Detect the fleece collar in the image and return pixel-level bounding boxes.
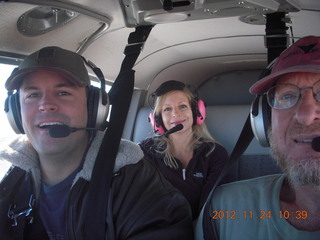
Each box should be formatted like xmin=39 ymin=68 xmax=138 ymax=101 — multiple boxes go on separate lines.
xmin=0 ymin=132 xmax=144 ymax=184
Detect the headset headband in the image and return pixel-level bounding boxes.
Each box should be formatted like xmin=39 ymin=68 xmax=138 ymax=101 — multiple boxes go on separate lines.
xmin=154 ymin=80 xmax=185 ymax=96
xmin=148 ymin=80 xmax=197 ymax=109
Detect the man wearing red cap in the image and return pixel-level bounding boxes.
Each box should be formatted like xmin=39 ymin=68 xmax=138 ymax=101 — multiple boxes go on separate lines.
xmin=195 ymin=35 xmax=320 ymax=239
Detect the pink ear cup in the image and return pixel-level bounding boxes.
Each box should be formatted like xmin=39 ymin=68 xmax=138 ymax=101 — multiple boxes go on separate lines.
xmin=149 ymin=112 xmax=165 ymax=134
xmin=196 ymin=99 xmax=206 ymax=125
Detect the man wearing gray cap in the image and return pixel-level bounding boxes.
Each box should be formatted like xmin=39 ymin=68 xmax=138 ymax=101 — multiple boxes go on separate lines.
xmin=195 ymin=35 xmax=320 ymax=239
xmin=0 ymin=46 xmax=193 ymax=239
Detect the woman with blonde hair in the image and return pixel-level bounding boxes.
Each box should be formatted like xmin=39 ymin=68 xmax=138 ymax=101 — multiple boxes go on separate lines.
xmin=139 ymin=80 xmax=228 ymax=219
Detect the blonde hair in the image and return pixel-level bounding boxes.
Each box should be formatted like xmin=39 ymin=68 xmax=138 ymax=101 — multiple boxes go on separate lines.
xmin=152 ymin=88 xmax=217 ymax=169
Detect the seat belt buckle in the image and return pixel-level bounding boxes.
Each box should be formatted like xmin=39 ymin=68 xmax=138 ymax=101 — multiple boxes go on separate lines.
xmin=7 ymin=194 xmax=35 ymax=227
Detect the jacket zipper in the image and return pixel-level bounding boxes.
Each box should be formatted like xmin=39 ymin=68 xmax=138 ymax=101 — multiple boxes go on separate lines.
xmin=182 ymin=169 xmax=186 ymax=181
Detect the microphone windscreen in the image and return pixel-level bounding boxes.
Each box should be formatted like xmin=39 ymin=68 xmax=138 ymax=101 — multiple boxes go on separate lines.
xmin=163 ymin=124 xmax=183 ymax=136
xmin=174 ymin=124 xmax=183 ymax=131
xmin=311 ymin=137 xmax=320 ymax=152
xmin=49 ymin=125 xmax=71 ymax=138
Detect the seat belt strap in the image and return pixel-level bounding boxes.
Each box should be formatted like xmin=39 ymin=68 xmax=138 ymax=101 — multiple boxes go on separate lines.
xmin=200 ymin=114 xmax=253 ymax=239
xmin=84 ymin=25 xmax=153 ymax=239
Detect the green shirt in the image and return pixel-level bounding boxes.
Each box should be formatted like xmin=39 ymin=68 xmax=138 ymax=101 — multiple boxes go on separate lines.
xmin=196 ymin=174 xmax=320 ymax=240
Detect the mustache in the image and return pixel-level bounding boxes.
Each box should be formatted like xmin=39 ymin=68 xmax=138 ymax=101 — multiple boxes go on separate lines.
xmin=288 ymin=122 xmax=320 ymax=136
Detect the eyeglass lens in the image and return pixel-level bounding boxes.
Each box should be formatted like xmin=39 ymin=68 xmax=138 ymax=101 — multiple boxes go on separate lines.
xmin=267 ymin=81 xmax=320 ymax=109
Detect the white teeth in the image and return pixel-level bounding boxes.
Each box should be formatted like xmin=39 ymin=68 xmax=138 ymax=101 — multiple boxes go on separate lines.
xmin=295 ymin=139 xmax=312 ymax=143
xmin=39 ymin=122 xmax=64 ymax=128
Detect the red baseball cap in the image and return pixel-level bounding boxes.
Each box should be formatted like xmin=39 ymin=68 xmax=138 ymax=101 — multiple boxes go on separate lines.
xmin=250 ymin=35 xmax=320 ymax=94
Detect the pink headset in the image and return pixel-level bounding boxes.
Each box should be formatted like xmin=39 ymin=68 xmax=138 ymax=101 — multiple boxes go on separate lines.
xmin=148 ymin=80 xmax=206 ymax=134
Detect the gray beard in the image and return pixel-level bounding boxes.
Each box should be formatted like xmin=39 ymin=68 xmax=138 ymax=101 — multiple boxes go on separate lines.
xmin=269 ymin=128 xmax=320 ymax=187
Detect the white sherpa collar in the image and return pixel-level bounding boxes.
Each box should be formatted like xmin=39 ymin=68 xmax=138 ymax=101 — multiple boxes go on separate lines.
xmin=0 ymin=132 xmax=144 ymax=184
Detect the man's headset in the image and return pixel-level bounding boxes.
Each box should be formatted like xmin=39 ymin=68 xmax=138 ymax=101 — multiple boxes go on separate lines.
xmin=148 ymin=80 xmax=206 ymax=134
xmin=250 ymin=61 xmax=275 ymax=147
xmin=4 ymin=57 xmax=109 ymax=135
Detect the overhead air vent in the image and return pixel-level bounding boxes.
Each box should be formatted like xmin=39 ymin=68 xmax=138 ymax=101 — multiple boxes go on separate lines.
xmin=239 ymin=14 xmax=267 ymax=25
xmin=17 ymin=6 xmax=79 ymax=36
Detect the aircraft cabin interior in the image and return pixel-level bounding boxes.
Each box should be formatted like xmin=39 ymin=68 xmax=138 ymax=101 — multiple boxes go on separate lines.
xmin=0 ymin=0 xmax=319 ymax=186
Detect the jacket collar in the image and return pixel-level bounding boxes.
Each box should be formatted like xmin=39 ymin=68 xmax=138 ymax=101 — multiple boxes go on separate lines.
xmin=0 ymin=132 xmax=144 ymax=183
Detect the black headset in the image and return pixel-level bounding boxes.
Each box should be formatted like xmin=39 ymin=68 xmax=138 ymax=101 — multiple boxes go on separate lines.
xmin=250 ymin=61 xmax=275 ymax=147
xmin=4 ymin=58 xmax=109 ymax=134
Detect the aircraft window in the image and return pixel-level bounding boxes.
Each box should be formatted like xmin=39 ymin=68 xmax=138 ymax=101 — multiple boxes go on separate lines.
xmin=0 ymin=63 xmax=17 ymax=178
xmin=0 ymin=64 xmax=17 ymax=145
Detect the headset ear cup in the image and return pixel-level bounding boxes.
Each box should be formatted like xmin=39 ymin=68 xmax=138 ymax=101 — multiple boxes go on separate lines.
xmin=250 ymin=94 xmax=270 ymax=147
xmin=87 ymin=86 xmax=109 ymax=130
xmin=148 ymin=112 xmax=165 ymax=135
xmin=4 ymin=93 xmax=24 ymax=134
xmin=196 ymin=99 xmax=206 ymax=125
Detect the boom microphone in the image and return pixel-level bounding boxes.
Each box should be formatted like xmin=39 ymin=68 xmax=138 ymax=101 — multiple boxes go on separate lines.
xmin=49 ymin=125 xmax=100 ymax=138
xmin=162 ymin=124 xmax=183 ymax=136
xmin=312 ymin=137 xmax=320 ymax=152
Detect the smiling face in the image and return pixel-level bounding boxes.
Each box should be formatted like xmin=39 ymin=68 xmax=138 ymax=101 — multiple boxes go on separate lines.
xmin=160 ymin=90 xmax=194 ymax=133
xmin=19 ymin=70 xmax=89 ymax=156
xmin=270 ymin=72 xmax=320 ymax=186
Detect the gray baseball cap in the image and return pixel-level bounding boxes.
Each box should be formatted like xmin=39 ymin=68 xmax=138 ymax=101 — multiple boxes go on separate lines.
xmin=5 ymin=46 xmax=90 ymax=90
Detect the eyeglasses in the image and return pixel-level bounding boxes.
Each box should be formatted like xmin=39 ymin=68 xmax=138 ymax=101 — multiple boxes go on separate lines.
xmin=266 ymin=81 xmax=320 ymax=110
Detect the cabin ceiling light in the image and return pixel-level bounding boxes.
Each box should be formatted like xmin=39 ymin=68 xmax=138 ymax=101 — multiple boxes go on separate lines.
xmin=144 ymin=12 xmax=188 ymax=24
xmin=17 ymin=6 xmax=79 ymax=36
